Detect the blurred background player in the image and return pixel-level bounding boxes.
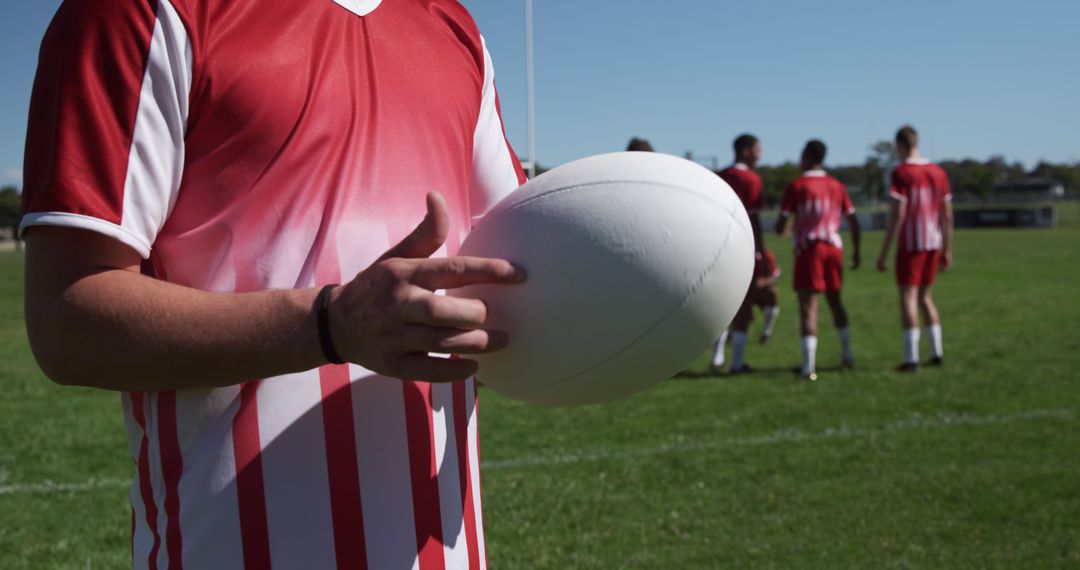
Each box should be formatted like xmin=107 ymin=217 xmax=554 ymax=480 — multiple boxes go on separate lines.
xmin=775 ymin=140 xmax=860 ymax=381
xmin=754 ymin=249 xmax=782 ymax=344
xmin=875 ymin=125 xmax=954 ymax=371
xmin=710 ymin=134 xmax=779 ymax=373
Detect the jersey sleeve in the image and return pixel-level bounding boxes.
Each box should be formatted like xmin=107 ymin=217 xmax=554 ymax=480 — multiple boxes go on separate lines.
xmin=20 ymin=0 xmax=192 ymax=258
xmin=888 ymin=169 xmax=908 ymax=202
xmin=468 ymin=36 xmax=526 ymax=227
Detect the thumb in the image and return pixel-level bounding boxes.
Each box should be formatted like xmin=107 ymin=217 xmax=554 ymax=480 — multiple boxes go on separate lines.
xmin=379 ymin=192 xmax=450 ymax=261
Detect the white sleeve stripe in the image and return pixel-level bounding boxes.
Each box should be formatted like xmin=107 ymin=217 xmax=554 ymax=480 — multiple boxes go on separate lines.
xmin=469 ymin=36 xmax=521 ymax=225
xmin=20 ymin=212 xmax=153 ymax=257
xmin=120 ymin=0 xmax=191 ymax=258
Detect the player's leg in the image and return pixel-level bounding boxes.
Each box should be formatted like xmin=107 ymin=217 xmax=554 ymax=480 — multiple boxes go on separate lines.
xmin=919 ymin=284 xmax=944 ymax=365
xmin=728 ymin=286 xmax=756 ymax=373
xmin=710 ymin=328 xmax=729 ymax=371
xmin=895 ymin=249 xmax=922 ymax=372
xmin=898 ymin=285 xmax=921 ymax=371
xmin=824 ymin=289 xmax=854 ymax=367
xmin=822 ymin=245 xmax=854 ymax=367
xmin=795 ymin=247 xmax=821 ymax=380
xmin=797 ymin=290 xmax=819 ymax=379
xmin=759 ymin=282 xmax=780 ymax=344
xmin=919 ymin=250 xmax=944 ymax=365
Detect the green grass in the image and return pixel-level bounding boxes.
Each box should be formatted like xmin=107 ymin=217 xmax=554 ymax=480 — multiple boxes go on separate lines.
xmin=2 ymin=217 xmax=1079 ymax=568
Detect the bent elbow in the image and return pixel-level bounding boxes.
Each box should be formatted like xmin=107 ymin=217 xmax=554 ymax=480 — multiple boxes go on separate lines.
xmin=25 ymin=311 xmax=97 ymax=388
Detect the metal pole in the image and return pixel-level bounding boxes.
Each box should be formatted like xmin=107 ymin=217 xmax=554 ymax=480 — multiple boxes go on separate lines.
xmin=525 ymin=0 xmax=537 ymax=178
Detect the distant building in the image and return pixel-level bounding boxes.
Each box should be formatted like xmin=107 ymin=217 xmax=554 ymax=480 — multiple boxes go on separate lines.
xmin=992 ymin=178 xmax=1065 ymax=202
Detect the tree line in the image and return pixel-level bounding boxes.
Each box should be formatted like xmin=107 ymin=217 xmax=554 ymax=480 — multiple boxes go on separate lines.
xmin=754 ymin=141 xmax=1080 ymax=207
xmin=2 ymin=149 xmax=1079 ymax=241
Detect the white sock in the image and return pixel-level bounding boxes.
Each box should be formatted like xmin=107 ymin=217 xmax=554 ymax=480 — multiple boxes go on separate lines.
xmin=903 ymin=328 xmax=920 ymax=364
xmin=731 ymin=332 xmax=749 ymax=370
xmin=711 ymin=329 xmax=729 ymax=367
xmin=927 ymin=324 xmax=943 ymax=358
xmin=801 ymin=335 xmax=818 ymax=375
xmin=837 ymin=327 xmax=853 ymax=362
xmin=762 ymin=306 xmax=780 ymax=337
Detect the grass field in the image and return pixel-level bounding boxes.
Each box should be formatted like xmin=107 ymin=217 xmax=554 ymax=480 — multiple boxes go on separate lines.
xmin=2 ymin=204 xmax=1079 ymax=568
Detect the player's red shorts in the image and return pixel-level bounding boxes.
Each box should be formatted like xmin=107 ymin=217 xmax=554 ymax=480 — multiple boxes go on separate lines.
xmin=896 ymin=249 xmax=941 ymax=286
xmin=794 ymin=241 xmax=843 ymax=292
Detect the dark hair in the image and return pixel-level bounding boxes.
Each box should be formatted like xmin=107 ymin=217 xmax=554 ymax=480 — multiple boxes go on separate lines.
xmin=626 ymin=137 xmax=654 ymax=152
xmin=733 ymin=133 xmax=758 ymax=155
xmin=802 ymin=139 xmax=827 ymax=165
xmin=895 ymin=125 xmax=918 ymax=149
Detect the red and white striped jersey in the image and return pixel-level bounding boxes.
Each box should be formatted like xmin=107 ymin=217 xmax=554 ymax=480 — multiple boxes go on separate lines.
xmin=21 ymin=0 xmax=524 ymax=568
xmin=718 ymin=163 xmax=764 ymax=214
xmin=779 ymin=170 xmax=855 ymax=253
xmin=889 ymin=158 xmax=952 ymax=252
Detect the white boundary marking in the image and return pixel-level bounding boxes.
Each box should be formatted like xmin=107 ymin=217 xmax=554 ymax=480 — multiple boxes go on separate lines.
xmin=0 ymin=477 xmax=130 ymax=496
xmin=0 ymin=408 xmax=1071 ymax=495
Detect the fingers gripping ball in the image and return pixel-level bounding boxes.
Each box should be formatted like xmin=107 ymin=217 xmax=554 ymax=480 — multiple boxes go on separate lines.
xmin=453 ymin=152 xmax=754 ymax=406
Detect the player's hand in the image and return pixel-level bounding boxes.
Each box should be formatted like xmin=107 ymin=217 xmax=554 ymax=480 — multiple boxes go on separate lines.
xmin=941 ymin=250 xmax=952 ymax=272
xmin=876 ymin=253 xmax=887 ymax=272
xmin=327 ymin=192 xmax=524 ymax=383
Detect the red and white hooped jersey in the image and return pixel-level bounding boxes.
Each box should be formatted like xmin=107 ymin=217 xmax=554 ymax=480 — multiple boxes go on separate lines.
xmin=889 ymin=158 xmax=952 ymax=253
xmin=21 ymin=0 xmax=524 ymax=568
xmin=779 ymin=170 xmax=855 ymax=254
xmin=718 ymin=163 xmax=764 ymax=214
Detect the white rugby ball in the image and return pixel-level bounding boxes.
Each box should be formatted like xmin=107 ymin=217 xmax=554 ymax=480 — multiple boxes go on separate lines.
xmin=454 ymin=152 xmax=753 ymax=406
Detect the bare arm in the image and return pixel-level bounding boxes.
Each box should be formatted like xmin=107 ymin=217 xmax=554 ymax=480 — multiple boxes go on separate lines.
xmin=876 ymin=200 xmax=906 ymax=271
xmin=25 ymin=193 xmax=520 ymax=391
xmin=749 ymin=212 xmax=765 ymax=257
xmin=847 ymin=213 xmax=861 ymax=269
xmin=941 ymin=200 xmax=954 ymax=271
xmin=774 ymin=213 xmax=789 ymax=236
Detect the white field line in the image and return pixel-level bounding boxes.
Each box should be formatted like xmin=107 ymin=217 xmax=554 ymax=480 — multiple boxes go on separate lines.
xmin=481 ymin=408 xmax=1074 ymax=470
xmin=0 ymin=408 xmax=1071 ymax=496
xmin=0 ymin=477 xmax=130 ymax=496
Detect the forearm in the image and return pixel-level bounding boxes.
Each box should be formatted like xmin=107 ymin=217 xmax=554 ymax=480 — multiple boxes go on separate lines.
xmin=942 ymin=204 xmax=954 ymax=253
xmin=750 ymin=213 xmax=765 ymax=255
xmin=774 ymin=214 xmax=788 ymax=235
xmin=879 ymin=208 xmax=904 ymax=258
xmin=27 ymin=267 xmax=325 ymax=392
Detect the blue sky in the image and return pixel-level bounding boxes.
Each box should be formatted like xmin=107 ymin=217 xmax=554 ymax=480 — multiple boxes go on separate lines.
xmin=2 ymin=0 xmax=1077 ymax=187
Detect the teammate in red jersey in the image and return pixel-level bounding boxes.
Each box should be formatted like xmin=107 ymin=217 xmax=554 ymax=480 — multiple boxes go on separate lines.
xmin=710 ymin=134 xmax=780 ymax=373
xmin=775 ymin=140 xmax=860 ymax=381
xmin=21 ymin=1 xmax=524 ymax=567
xmin=876 ymin=125 xmax=954 ymax=372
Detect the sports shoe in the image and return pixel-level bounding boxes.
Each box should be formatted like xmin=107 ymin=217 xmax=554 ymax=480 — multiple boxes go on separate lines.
xmin=927 ymin=356 xmax=944 ymax=367
xmin=841 ymin=358 xmax=855 ymax=369
xmin=803 ymin=371 xmax=818 ymax=382
xmin=896 ymin=362 xmax=918 ymax=373
xmin=759 ymin=332 xmax=772 ymax=345
xmin=729 ymin=364 xmax=756 ymax=375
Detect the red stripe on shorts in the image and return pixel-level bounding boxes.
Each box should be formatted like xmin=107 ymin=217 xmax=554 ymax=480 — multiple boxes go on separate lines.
xmin=319 ymin=364 xmax=368 ymax=570
xmin=158 ymin=391 xmax=184 ymax=569
xmin=403 ymin=382 xmax=446 ymax=569
xmin=231 ymin=381 xmax=272 ymax=570
xmin=132 ymin=392 xmax=161 ymax=570
xmin=453 ymin=381 xmax=480 ymax=568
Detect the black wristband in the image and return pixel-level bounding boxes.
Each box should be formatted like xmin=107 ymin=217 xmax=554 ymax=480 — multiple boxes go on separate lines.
xmin=316 ymin=284 xmax=345 ymax=365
